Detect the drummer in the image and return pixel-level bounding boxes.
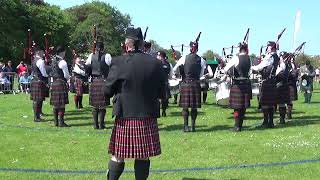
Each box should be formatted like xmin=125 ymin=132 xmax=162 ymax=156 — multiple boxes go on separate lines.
xmin=222 ymin=42 xmax=251 ymax=132
xmin=156 ymin=51 xmax=173 ymax=117
xmin=173 ymin=41 xmax=206 ymax=132
xmin=201 ymin=57 xmax=214 ymax=104
xmin=300 ymin=60 xmax=316 ymax=103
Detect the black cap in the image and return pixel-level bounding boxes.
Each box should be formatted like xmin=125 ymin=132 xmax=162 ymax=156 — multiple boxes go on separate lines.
xmin=125 ymin=27 xmax=143 ymax=41
xmin=96 ymin=42 xmax=104 ymax=50
xmin=280 ymin=51 xmax=289 ymax=57
xmin=267 ymin=41 xmax=276 ymax=47
xmin=144 ymin=41 xmax=152 ymax=49
xmin=55 ymin=45 xmax=66 ymax=54
xmin=239 ymin=42 xmax=248 ymax=50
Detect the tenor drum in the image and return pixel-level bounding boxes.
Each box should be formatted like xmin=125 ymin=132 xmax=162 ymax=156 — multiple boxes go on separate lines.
xmin=169 ymin=79 xmax=180 ymax=95
xmin=215 ymin=82 xmax=230 ymax=106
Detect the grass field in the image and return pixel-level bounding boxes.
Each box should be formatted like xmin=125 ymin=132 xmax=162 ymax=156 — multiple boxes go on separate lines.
xmin=1 ymin=84 xmax=320 ymax=179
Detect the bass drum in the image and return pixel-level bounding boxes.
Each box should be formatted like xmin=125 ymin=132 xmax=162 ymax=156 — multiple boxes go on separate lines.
xmin=169 ymin=79 xmax=181 ymax=95
xmin=215 ymin=82 xmax=230 ymax=106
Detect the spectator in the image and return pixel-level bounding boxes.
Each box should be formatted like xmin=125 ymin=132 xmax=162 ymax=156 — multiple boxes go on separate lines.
xmin=19 ymin=71 xmax=32 ymax=93
xmin=5 ymin=60 xmax=16 ymax=90
xmin=16 ymin=61 xmax=28 ymax=77
xmin=0 ymin=72 xmax=11 ymax=93
xmin=0 ymin=62 xmax=6 ymax=73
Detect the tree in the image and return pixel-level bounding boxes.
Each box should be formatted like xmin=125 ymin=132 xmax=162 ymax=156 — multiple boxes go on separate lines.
xmin=202 ymin=50 xmax=221 ymax=60
xmin=66 ymin=1 xmax=131 ymax=56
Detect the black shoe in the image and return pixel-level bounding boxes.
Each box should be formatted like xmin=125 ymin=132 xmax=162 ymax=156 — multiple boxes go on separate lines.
xmin=34 ymin=118 xmax=41 ymax=122
xmin=59 ymin=120 xmax=70 ymax=127
xmin=230 ymin=127 xmax=241 ymax=132
xmin=191 ymin=126 xmax=196 ymax=132
xmin=257 ymin=122 xmax=268 ymax=129
xmin=79 ymin=104 xmax=83 ymax=109
xmin=183 ymin=126 xmax=189 ymax=132
xmin=268 ymin=123 xmax=275 ymax=128
xmin=287 ymin=113 xmax=292 ymax=119
xmin=162 ymin=111 xmax=166 ymax=117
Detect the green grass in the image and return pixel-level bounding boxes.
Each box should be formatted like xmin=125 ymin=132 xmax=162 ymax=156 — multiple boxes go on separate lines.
xmin=1 ymin=84 xmax=320 ymax=179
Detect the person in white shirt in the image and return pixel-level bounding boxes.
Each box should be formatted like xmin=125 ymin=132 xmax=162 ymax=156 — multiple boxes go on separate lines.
xmin=251 ymin=41 xmax=279 ymax=128
xmin=172 ymin=41 xmax=206 ymax=132
xmin=86 ymin=42 xmax=112 ymax=130
xmin=30 ymin=48 xmax=49 ymax=122
xmin=201 ymin=58 xmax=214 ymax=104
xmin=275 ymin=52 xmax=291 ymax=124
xmin=71 ymin=57 xmax=88 ymax=110
xmin=50 ymin=46 xmax=70 ymax=127
xmin=223 ymin=43 xmax=251 ymax=131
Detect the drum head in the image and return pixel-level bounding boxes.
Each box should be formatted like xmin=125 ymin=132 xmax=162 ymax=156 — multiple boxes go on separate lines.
xmin=169 ymin=79 xmax=180 ymax=87
xmin=301 ymin=79 xmax=308 ymax=87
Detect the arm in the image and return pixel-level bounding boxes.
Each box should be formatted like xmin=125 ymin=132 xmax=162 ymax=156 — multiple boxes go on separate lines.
xmin=251 ymin=55 xmax=274 ymax=71
xmin=73 ymin=64 xmax=86 ymax=76
xmin=36 ymin=60 xmax=49 ymax=77
xmin=105 ymin=59 xmax=120 ymax=97
xmin=169 ymin=63 xmax=174 ymax=79
xmin=223 ymin=56 xmax=237 ymax=73
xmin=58 ymin=60 xmax=70 ymax=80
xmin=276 ymin=62 xmax=286 ymax=75
xmin=207 ymin=65 xmax=214 ymax=78
xmin=85 ymin=53 xmax=93 ymax=66
xmin=200 ymin=58 xmax=206 ymax=77
xmin=172 ymin=56 xmax=185 ymax=74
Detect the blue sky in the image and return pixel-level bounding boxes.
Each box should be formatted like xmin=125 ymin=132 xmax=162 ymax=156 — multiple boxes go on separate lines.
xmin=45 ymin=0 xmax=319 ymax=56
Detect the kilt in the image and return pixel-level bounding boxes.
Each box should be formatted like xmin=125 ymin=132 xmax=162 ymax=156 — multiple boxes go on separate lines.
xmin=288 ymin=84 xmax=298 ymax=101
xmin=89 ymin=78 xmax=109 ymax=108
xmin=30 ymin=80 xmax=47 ymax=102
xmin=108 ymin=117 xmax=161 ymax=159
xmin=259 ymin=79 xmax=277 ymax=106
xmin=276 ymin=83 xmax=290 ymax=104
xmin=50 ymin=79 xmax=69 ymax=107
xmin=229 ymin=81 xmax=251 ymax=109
xmin=179 ymin=80 xmax=201 ymax=109
xmin=74 ymin=77 xmax=88 ymax=96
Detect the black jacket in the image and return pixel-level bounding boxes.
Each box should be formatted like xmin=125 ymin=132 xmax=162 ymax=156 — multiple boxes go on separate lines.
xmin=105 ymin=51 xmax=166 ymax=118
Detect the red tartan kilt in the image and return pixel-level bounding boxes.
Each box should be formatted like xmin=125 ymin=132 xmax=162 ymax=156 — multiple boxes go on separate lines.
xmin=74 ymin=77 xmax=89 ymax=96
xmin=289 ymin=84 xmax=298 ymax=101
xmin=229 ymin=82 xmax=251 ymax=109
xmin=179 ymin=80 xmax=201 ymax=109
xmin=89 ymin=78 xmax=109 ymax=108
xmin=108 ymin=117 xmax=161 ymax=159
xmin=50 ymin=79 xmax=69 ymax=107
xmin=259 ymin=80 xmax=277 ymax=106
xmin=276 ymin=84 xmax=290 ymax=104
xmin=30 ymin=80 xmax=46 ymax=102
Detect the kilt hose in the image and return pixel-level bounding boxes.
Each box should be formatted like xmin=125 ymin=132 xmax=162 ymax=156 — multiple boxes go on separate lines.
xmin=108 ymin=117 xmax=161 ymax=159
xmin=259 ymin=79 xmax=277 ymax=106
xmin=179 ymin=80 xmax=201 ymax=109
xmin=288 ymin=84 xmax=298 ymax=101
xmin=229 ymin=81 xmax=251 ymax=109
xmin=89 ymin=78 xmax=109 ymax=108
xmin=276 ymin=83 xmax=290 ymax=104
xmin=50 ymin=79 xmax=69 ymax=108
xmin=30 ymin=79 xmax=47 ymax=102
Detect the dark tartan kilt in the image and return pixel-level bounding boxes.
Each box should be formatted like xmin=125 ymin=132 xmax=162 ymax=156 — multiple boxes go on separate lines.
xmin=229 ymin=82 xmax=251 ymax=109
xmin=276 ymin=84 xmax=290 ymax=104
xmin=288 ymin=84 xmax=298 ymax=101
xmin=50 ymin=79 xmax=69 ymax=107
xmin=108 ymin=117 xmax=161 ymax=159
xmin=179 ymin=80 xmax=201 ymax=109
xmin=30 ymin=80 xmax=47 ymax=102
xmin=259 ymin=80 xmax=277 ymax=106
xmin=74 ymin=77 xmax=89 ymax=96
xmin=89 ymin=78 xmax=109 ymax=108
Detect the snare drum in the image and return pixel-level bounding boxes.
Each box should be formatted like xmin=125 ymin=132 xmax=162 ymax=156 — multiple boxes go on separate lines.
xmin=208 ymin=78 xmax=219 ymax=90
xmin=169 ymin=79 xmax=181 ymax=95
xmin=215 ymin=82 xmax=230 ymax=106
xmin=251 ymin=83 xmax=260 ymax=96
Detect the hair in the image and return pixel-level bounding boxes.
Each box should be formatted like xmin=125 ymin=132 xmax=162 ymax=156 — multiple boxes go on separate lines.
xmin=125 ymin=38 xmax=143 ymax=51
xmin=55 ymin=45 xmax=66 ymax=54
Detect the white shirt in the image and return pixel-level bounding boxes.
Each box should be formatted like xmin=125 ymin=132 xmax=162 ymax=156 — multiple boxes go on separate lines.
xmin=73 ymin=63 xmax=86 ymax=76
xmin=169 ymin=63 xmax=174 ymax=79
xmin=276 ymin=61 xmax=286 ymax=76
xmin=85 ymin=53 xmax=112 ymax=66
xmin=57 ymin=56 xmax=70 ymax=80
xmin=35 ymin=55 xmax=48 ymax=77
xmin=251 ymin=52 xmax=276 ymax=72
xmin=173 ymin=54 xmax=206 ymax=78
xmin=223 ymin=52 xmax=249 ymax=74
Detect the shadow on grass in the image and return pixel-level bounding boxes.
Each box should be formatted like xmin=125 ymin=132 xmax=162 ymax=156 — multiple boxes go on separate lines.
xmin=247 ymin=115 xmax=320 ymax=131
xmin=65 ymin=116 xmax=92 ymax=121
xmin=169 ymin=111 xmax=206 ymax=117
